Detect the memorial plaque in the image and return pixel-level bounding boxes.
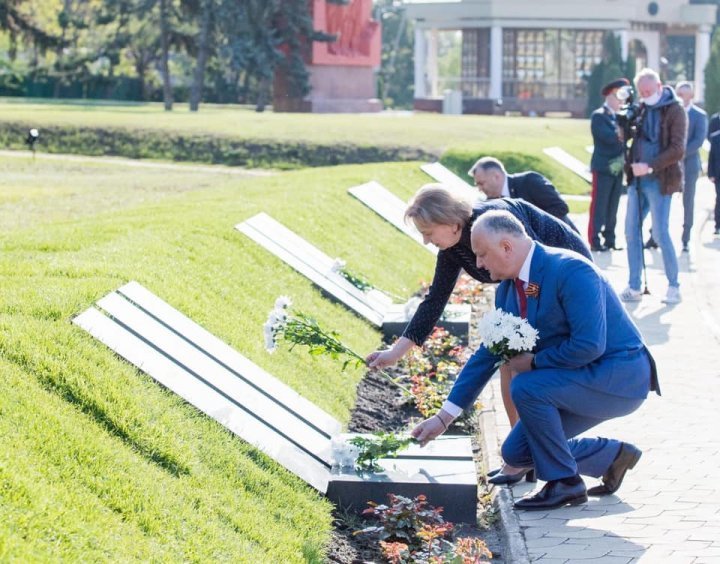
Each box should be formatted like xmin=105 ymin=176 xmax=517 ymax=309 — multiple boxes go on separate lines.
xmin=237 ymin=213 xmax=386 ymax=327
xmin=327 ymin=434 xmax=478 ymax=523
xmin=347 ymin=181 xmax=438 ymax=255
xmin=420 ymin=162 xmax=481 ymax=202
xmin=542 ymin=146 xmax=592 ymax=184
xmin=236 ymin=213 xmax=470 ymax=339
xmin=74 ymin=283 xmax=479 ymax=523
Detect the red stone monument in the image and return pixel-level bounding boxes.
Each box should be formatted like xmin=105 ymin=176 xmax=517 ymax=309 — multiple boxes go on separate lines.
xmin=274 ymin=0 xmax=382 ymax=113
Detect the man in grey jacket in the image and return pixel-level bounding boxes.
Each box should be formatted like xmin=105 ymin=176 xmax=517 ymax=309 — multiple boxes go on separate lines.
xmin=676 ymin=81 xmax=708 ymax=252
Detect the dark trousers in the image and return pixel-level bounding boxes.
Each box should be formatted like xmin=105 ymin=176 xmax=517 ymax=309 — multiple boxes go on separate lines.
xmin=715 ymin=181 xmax=720 ymax=230
xmin=588 ymin=171 xmax=623 ymax=247
xmin=681 ymin=157 xmax=701 ymax=245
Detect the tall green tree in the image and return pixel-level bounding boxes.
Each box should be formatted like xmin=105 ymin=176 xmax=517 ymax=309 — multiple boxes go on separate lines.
xmin=586 ymin=32 xmax=629 ymax=116
xmin=705 ymin=27 xmax=720 ymax=115
xmin=375 ymin=0 xmax=414 ymax=109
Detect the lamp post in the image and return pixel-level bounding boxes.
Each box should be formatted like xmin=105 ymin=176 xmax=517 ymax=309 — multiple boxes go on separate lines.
xmin=25 ymin=128 xmax=39 ymax=161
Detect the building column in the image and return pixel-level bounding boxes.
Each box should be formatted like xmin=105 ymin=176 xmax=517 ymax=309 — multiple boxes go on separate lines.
xmin=694 ymin=24 xmax=712 ymax=104
xmin=490 ymin=25 xmax=503 ymax=100
xmin=428 ymin=28 xmax=439 ymax=97
xmin=414 ymin=27 xmax=427 ymax=98
xmin=617 ymin=30 xmax=629 ymax=64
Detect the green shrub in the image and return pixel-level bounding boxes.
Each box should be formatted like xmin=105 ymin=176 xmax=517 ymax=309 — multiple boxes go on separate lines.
xmin=0 ymin=121 xmax=436 ymax=170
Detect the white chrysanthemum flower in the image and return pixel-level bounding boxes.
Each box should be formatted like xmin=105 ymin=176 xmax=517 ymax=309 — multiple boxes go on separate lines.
xmin=264 ymin=297 xmax=293 ymax=353
xmin=263 ymin=321 xmax=277 ymax=353
xmin=330 ymin=258 xmax=346 ymax=273
xmin=479 ymin=308 xmax=538 ymax=360
xmin=275 ymin=295 xmax=292 ymax=309
xmin=507 ymin=332 xmax=526 ymax=351
xmin=519 ymin=323 xmax=539 ymax=349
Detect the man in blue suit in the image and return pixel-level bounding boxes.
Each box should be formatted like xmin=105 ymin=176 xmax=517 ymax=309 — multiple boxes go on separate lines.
xmin=413 ymin=210 xmax=660 ymax=510
xmin=676 ymin=82 xmax=708 ymax=252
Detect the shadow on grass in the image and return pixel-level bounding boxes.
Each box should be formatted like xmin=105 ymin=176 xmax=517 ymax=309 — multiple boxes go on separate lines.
xmin=3 ymin=352 xmax=192 ymax=478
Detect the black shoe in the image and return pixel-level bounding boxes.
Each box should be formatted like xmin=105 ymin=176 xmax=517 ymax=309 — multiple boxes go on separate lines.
xmin=590 ymin=244 xmax=608 ymax=252
xmin=487 ymin=467 xmax=501 ymax=478
xmin=606 ymin=244 xmax=623 ymax=251
xmin=514 ymin=479 xmax=588 ymax=511
xmin=682 ymin=244 xmax=689 ymax=253
xmin=488 ymin=468 xmax=536 ymax=485
xmin=644 ymin=238 xmax=658 ymax=249
xmin=587 ymin=443 xmax=642 ymax=496
xmin=714 ymin=228 xmax=720 ymax=236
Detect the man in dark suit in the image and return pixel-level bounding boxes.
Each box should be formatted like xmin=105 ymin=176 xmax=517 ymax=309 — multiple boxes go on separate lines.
xmin=589 ymin=78 xmax=628 ymax=252
xmin=413 ymin=210 xmax=660 ymax=510
xmin=468 ymin=156 xmax=578 ymax=232
xmin=675 ymin=81 xmax=708 ymax=253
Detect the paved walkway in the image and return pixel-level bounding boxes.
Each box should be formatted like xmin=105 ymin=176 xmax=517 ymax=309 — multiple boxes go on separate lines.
xmin=487 ymin=178 xmax=720 ymax=563
xmin=0 ymin=149 xmax=275 ymax=176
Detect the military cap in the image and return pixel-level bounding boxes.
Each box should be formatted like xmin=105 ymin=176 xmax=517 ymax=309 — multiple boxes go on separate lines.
xmin=601 ymin=78 xmax=630 ymax=96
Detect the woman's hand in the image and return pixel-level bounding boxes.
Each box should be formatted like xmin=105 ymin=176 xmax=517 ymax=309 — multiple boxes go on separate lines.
xmin=366 ymin=337 xmax=415 ymax=370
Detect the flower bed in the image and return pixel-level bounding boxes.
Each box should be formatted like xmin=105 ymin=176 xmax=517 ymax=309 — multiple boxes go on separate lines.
xmin=324 ymin=283 xmax=504 ymax=562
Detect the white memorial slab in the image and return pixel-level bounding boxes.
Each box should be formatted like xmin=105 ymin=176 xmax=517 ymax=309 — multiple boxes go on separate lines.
xmin=347 ymin=181 xmax=438 ymax=255
xmin=420 ymin=162 xmax=481 ymax=202
xmin=73 ymin=283 xmax=479 ymax=522
xmin=236 ymin=213 xmax=470 ymax=339
xmin=543 ymin=146 xmax=592 ymax=184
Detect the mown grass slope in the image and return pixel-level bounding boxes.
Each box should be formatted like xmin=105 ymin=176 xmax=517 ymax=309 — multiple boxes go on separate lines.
xmin=0 ymin=156 xmax=437 ymax=561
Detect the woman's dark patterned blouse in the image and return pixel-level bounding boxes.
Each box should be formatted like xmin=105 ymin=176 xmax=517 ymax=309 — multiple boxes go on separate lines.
xmin=402 ymin=198 xmax=591 ymax=345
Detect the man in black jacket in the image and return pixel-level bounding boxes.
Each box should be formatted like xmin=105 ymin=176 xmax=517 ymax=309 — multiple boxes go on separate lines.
xmin=468 ymin=156 xmax=578 ymax=232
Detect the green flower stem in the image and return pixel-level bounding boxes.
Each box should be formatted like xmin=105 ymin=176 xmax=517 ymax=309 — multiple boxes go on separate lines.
xmin=344 ymin=348 xmax=413 ymax=396
xmin=279 ymin=312 xmax=412 ymax=395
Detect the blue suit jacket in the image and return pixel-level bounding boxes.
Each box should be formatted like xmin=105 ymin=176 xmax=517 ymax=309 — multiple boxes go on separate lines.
xmin=685 ymin=105 xmax=708 ymax=174
xmin=447 ymin=244 xmax=660 ymax=410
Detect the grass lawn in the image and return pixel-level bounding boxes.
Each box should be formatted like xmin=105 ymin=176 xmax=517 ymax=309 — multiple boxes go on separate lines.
xmin=1 ymin=97 xmax=593 ymax=159
xmin=0 ymin=155 xmax=445 ymax=560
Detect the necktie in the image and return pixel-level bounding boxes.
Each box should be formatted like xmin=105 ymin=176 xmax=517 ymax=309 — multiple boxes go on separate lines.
xmin=514 ymin=278 xmax=527 ymax=318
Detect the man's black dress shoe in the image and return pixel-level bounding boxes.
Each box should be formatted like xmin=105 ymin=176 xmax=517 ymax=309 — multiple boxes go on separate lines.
xmin=514 ymin=479 xmax=588 ymax=510
xmin=606 ymin=244 xmax=623 ymax=251
xmin=488 ymin=468 xmax=536 ymax=485
xmin=587 ymin=442 xmax=642 ymax=496
xmin=590 ymin=244 xmax=608 ymax=252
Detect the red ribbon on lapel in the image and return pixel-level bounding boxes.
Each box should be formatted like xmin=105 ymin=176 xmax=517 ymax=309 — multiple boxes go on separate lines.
xmin=525 ymin=282 xmax=540 ymax=299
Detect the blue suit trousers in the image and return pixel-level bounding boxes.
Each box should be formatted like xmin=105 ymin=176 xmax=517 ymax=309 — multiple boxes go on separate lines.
xmin=502 ymin=366 xmax=646 ymax=481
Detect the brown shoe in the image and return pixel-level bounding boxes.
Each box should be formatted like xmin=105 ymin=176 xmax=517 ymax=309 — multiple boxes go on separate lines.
xmin=587 ymin=443 xmax=642 ymax=496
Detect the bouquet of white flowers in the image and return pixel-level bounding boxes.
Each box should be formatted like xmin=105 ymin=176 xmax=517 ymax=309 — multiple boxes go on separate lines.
xmin=477 ymin=308 xmax=539 ymax=368
xmin=263 ymin=296 xmax=410 ymax=393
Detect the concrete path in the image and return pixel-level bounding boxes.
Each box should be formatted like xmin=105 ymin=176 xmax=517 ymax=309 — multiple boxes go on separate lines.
xmin=0 ymin=149 xmax=275 ymax=176
xmin=487 ymin=178 xmax=720 ymax=563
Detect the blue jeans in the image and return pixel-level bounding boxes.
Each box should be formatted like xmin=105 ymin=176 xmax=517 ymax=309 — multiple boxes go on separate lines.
xmin=624 ymin=176 xmax=679 ymax=290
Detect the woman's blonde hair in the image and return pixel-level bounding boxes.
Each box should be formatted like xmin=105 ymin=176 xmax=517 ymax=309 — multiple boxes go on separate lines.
xmin=404 ymin=183 xmax=474 ymax=228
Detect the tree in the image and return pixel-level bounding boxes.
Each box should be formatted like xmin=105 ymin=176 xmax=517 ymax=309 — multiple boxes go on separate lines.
xmin=375 ymin=0 xmax=414 ymax=109
xmin=586 ymin=32 xmax=628 ymax=116
xmin=705 ymin=27 xmax=720 ymax=115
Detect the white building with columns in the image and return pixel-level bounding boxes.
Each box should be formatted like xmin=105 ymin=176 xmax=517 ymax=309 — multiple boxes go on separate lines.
xmin=405 ymin=0 xmax=716 ymax=116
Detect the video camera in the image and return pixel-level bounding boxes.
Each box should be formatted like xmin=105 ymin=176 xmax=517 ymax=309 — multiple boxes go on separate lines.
xmin=615 ymin=85 xmax=644 ymax=143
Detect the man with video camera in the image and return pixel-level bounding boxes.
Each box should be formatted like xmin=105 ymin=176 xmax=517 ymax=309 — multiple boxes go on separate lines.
xmin=619 ymin=68 xmax=687 ymax=304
